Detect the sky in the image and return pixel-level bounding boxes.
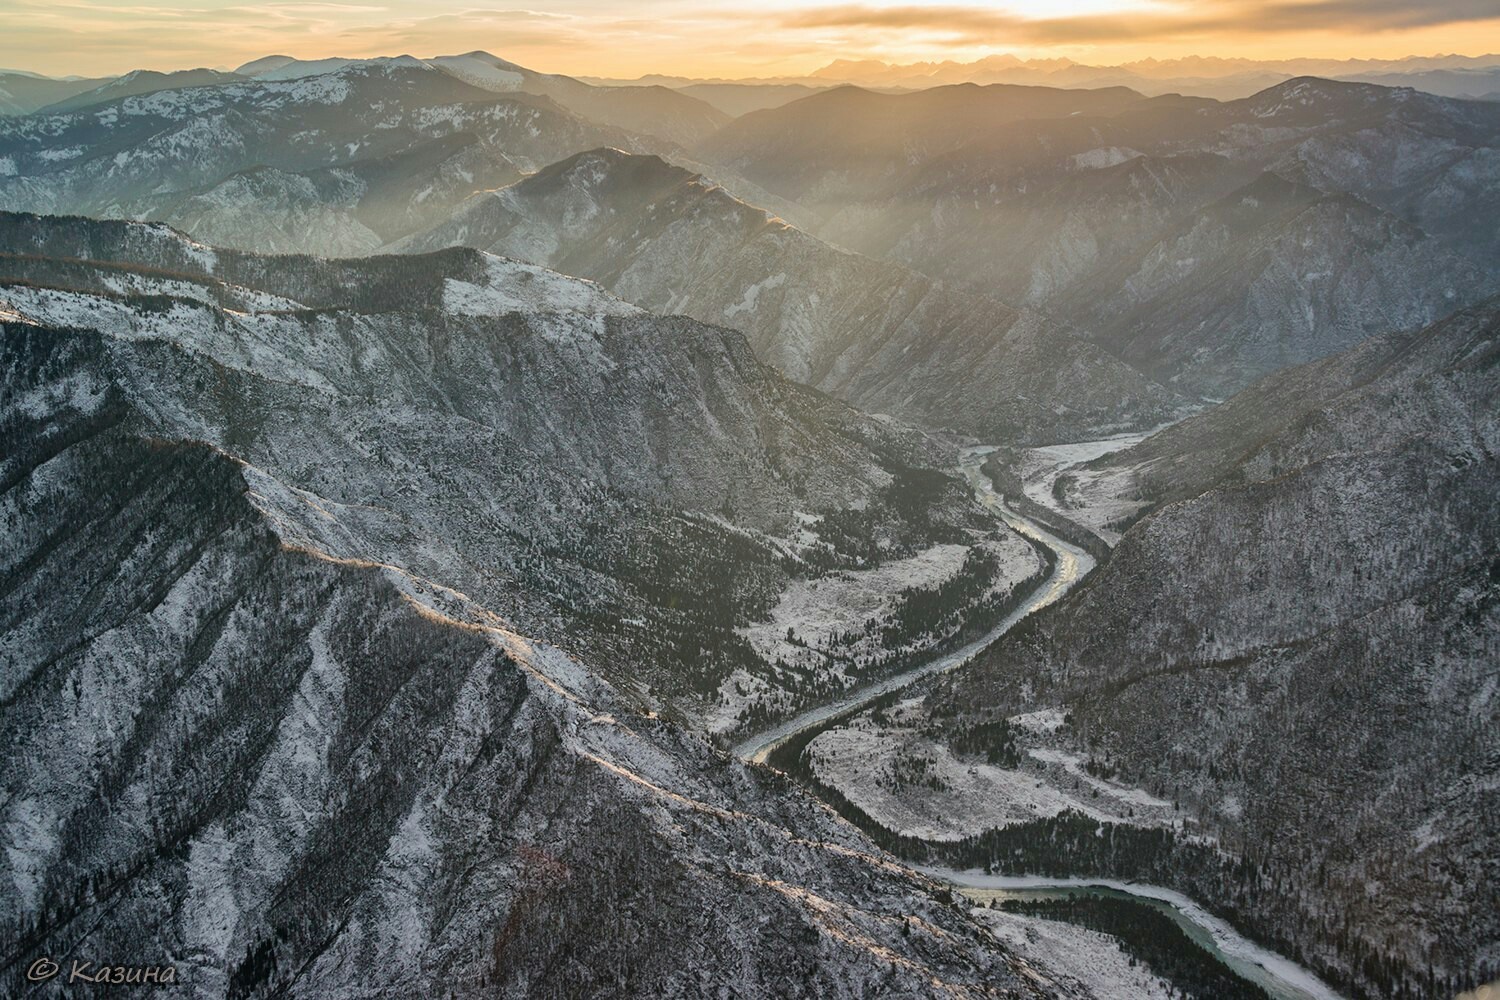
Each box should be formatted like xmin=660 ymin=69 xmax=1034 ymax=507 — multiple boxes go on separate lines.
xmin=5 ymin=0 xmax=1500 ymax=79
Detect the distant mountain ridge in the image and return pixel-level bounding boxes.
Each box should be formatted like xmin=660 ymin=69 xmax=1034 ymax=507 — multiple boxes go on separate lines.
xmin=401 ymin=147 xmax=1186 ymax=443
xmin=229 ymin=50 xmax=728 ymax=146
xmin=35 ymin=68 xmax=245 ymax=115
xmin=589 ymin=51 xmax=1500 ymax=102
xmin=0 ymin=72 xmax=113 ymax=115
xmin=700 ymin=77 xmax=1500 ymax=395
xmin=0 ymin=59 xmax=669 ymax=244
xmin=10 ymin=63 xmax=1494 ymax=413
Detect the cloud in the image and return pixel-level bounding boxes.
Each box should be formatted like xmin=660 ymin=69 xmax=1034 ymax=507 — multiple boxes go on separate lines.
xmin=4 ymin=0 xmax=1500 ymax=79
xmin=778 ymin=0 xmax=1500 ymax=47
xmin=0 ymin=1 xmax=602 ymax=74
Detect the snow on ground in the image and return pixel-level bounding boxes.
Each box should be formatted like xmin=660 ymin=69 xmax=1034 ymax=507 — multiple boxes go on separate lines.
xmin=704 ymin=668 xmax=773 ymax=736
xmin=1028 ymin=748 xmax=1174 ymax=809
xmin=96 ymin=271 xmax=287 ymax=310
xmin=969 ymin=904 xmax=1174 ymax=1000
xmin=941 ymin=872 xmax=1347 ymax=1000
xmin=174 ymin=232 xmax=220 ymax=274
xmin=808 ymin=725 xmax=1116 ymax=839
xmin=442 ymin=253 xmax=640 ymax=318
xmin=790 ymin=510 xmax=821 ymax=548
xmin=711 ymin=523 xmax=1040 ymax=736
xmin=806 ymin=715 xmax=1180 ymax=841
xmin=1068 ymin=146 xmax=1143 ymax=171
xmin=1010 ymin=707 xmax=1067 ymax=735
xmin=741 ymin=543 xmax=969 ymax=668
xmin=251 ymin=58 xmax=357 ymax=81
xmin=1024 ymin=431 xmax=1155 ymax=472
xmin=1019 ymin=428 xmax=1164 ymax=544
xmin=3 ymin=796 xmax=57 ymax=911
xmin=740 ymin=533 xmax=1038 ymax=672
xmin=428 ymin=55 xmax=524 ymax=92
xmin=806 ymin=700 xmax=1182 ymax=841
xmin=723 ymin=272 xmax=786 ymax=319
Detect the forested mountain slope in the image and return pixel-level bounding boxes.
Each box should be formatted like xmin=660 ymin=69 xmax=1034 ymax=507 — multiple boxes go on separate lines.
xmin=698 ymin=79 xmax=1500 ymax=395
xmin=0 ymin=392 xmax=1073 ymax=999
xmin=937 ymin=299 xmax=1500 ymax=997
xmin=403 ymin=148 xmax=1185 ymax=443
xmin=0 ymin=212 xmax=1039 ymax=736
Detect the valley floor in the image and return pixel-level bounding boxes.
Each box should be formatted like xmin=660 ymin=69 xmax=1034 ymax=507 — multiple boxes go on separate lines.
xmin=731 ymin=437 xmax=1351 ymax=1000
xmin=731 ymin=449 xmax=1094 ymax=762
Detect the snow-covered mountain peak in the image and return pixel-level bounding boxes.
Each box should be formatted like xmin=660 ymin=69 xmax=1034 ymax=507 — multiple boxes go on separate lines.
xmin=428 ymin=52 xmax=526 ymax=92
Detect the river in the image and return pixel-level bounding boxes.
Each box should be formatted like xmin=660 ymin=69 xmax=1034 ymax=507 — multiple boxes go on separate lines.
xmin=730 ymin=446 xmax=1094 ymax=763
xmin=732 ymin=441 xmax=1347 ymax=1000
xmin=924 ymin=869 xmax=1344 ymax=1000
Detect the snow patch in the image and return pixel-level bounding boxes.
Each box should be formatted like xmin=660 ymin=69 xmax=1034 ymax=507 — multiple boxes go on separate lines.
xmin=442 ymin=254 xmax=639 ymax=319
xmin=724 ymin=273 xmax=786 ymax=319
xmin=1069 ymin=146 xmax=1142 ymax=171
xmin=1010 ymin=707 xmax=1067 ymax=734
xmin=972 ymin=905 xmax=1174 ymax=999
xmin=807 ymin=726 xmax=1130 ymax=839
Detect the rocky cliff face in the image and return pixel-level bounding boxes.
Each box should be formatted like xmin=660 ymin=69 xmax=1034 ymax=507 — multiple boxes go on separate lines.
xmin=936 ymin=300 xmax=1500 ymax=997
xmin=0 ymin=410 xmax=1070 ymax=999
xmin=402 ymin=148 xmax=1185 ymax=443
xmin=0 ymin=220 xmax=1090 ymax=997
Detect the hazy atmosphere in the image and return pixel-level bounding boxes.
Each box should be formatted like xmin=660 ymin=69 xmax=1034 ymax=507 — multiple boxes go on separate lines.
xmin=7 ymin=0 xmax=1500 ymax=77
xmin=2 ymin=1 xmax=1497 ymax=998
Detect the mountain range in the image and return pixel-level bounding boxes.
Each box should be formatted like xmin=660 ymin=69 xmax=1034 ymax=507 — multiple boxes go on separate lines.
xmin=399 ymin=147 xmax=1184 ymax=443
xmin=2 ymin=210 xmax=1048 ymax=740
xmin=6 ymin=58 xmax=1499 ymax=405
xmin=0 ymin=212 xmax=1112 ymax=996
xmin=592 ymin=52 xmax=1500 ymax=103
xmin=701 ymin=77 xmax=1500 ymax=395
xmin=1 ymin=41 xmax=1497 ymax=999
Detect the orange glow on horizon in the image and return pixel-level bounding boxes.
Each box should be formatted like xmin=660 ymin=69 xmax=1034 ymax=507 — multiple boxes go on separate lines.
xmin=2 ymin=1 xmax=1499 ymax=80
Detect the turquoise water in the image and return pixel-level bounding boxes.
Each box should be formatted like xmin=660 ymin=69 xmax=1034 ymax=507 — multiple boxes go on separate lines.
xmin=962 ymin=885 xmax=1330 ymax=1000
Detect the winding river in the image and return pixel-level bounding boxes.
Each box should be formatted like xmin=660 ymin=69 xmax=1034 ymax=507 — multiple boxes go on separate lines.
xmin=731 ymin=446 xmax=1094 ymax=763
xmin=733 ymin=442 xmax=1346 ymax=1000
xmin=925 ymin=870 xmax=1343 ymax=1000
